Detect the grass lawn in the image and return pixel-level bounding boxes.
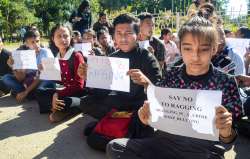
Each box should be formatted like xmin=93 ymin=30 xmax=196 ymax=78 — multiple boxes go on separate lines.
xmin=4 ymin=38 xmax=49 ymax=51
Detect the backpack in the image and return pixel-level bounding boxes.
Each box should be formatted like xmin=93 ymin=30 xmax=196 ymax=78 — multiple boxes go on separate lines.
xmin=85 ymin=109 xmax=133 ymax=151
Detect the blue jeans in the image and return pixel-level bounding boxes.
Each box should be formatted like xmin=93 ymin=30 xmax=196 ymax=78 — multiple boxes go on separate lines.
xmin=2 ymin=74 xmax=56 ymax=95
xmin=38 ymin=80 xmax=56 ymax=90
xmin=2 ymin=74 xmax=25 ymax=94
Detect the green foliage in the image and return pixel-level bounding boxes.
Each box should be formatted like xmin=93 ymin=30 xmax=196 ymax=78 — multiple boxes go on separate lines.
xmin=0 ymin=0 xmax=38 ymax=39
xmin=0 ymin=0 xmax=246 ymax=40
xmin=27 ymin=0 xmax=81 ymax=34
xmin=90 ymin=0 xmax=101 ymax=22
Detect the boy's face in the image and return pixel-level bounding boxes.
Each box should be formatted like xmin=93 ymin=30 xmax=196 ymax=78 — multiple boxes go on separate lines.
xmin=73 ymin=35 xmax=82 ymax=43
xmin=114 ymin=23 xmax=137 ymax=52
xmin=25 ymin=36 xmax=40 ymax=51
xmin=82 ymin=33 xmax=94 ymax=44
xmin=140 ymin=18 xmax=154 ymax=38
xmin=98 ymin=32 xmax=110 ymax=47
xmin=100 ymin=15 xmax=107 ymax=24
xmin=217 ymin=29 xmax=226 ymax=54
xmin=181 ymin=33 xmax=215 ymax=76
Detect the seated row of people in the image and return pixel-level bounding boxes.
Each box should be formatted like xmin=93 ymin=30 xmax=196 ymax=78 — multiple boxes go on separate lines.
xmin=0 ymin=4 xmax=249 ymax=158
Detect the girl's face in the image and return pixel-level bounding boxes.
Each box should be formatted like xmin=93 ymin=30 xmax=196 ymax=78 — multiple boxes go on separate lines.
xmin=163 ymin=33 xmax=171 ymax=43
xmin=53 ymin=27 xmax=71 ymax=51
xmin=181 ymin=33 xmax=216 ymax=76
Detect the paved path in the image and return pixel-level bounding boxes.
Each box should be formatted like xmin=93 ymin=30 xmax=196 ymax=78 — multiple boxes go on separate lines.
xmin=0 ymin=95 xmax=250 ymax=159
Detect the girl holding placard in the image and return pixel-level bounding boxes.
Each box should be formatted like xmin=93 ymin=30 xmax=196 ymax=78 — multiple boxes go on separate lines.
xmin=36 ymin=24 xmax=86 ymax=122
xmin=107 ymin=16 xmax=242 ymax=159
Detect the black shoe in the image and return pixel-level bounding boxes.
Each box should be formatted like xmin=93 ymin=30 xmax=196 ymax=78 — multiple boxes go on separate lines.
xmin=83 ymin=121 xmax=98 ymax=136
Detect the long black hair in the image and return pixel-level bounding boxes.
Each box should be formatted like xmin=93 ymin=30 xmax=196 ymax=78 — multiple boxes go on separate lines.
xmin=49 ymin=24 xmax=72 ymax=56
xmin=78 ymin=0 xmax=90 ymax=12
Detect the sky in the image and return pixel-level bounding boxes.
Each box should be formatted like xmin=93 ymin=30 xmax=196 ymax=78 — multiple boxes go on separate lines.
xmin=226 ymin=0 xmax=248 ymax=17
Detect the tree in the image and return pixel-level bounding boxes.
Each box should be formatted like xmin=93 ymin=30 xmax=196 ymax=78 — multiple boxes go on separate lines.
xmin=26 ymin=0 xmax=100 ymax=36
xmin=0 ymin=0 xmax=38 ymax=40
xmin=26 ymin=0 xmax=81 ymax=35
xmin=100 ymin=0 xmax=132 ymax=11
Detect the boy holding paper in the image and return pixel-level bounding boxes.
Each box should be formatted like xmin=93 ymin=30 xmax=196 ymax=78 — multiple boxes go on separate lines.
xmin=107 ymin=16 xmax=242 ymax=159
xmin=78 ymin=13 xmax=161 ymax=119
xmin=81 ymin=29 xmax=103 ymax=56
xmin=2 ymin=30 xmax=54 ymax=102
xmin=138 ymin=12 xmax=167 ymax=68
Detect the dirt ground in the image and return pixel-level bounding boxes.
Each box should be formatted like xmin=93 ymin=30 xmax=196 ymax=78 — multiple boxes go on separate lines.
xmin=0 ymin=95 xmax=250 ymax=159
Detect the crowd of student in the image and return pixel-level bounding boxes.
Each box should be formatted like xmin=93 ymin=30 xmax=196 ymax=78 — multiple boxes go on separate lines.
xmin=1 ymin=0 xmax=250 ymax=158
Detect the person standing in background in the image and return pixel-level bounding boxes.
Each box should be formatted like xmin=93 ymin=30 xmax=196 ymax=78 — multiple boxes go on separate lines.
xmin=187 ymin=0 xmax=207 ymax=17
xmin=69 ymin=0 xmax=92 ymax=34
xmin=93 ymin=12 xmax=113 ymax=35
xmin=160 ymin=28 xmax=180 ymax=65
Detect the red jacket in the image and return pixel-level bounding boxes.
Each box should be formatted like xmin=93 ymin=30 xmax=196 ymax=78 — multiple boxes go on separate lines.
xmin=57 ymin=50 xmax=85 ymax=97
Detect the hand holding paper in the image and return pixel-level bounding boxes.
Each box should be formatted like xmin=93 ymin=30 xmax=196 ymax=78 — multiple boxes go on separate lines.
xmin=12 ymin=50 xmax=37 ymax=70
xmin=40 ymin=58 xmax=61 ymax=81
xmin=138 ymin=101 xmax=151 ymax=125
xmin=139 ymin=40 xmax=150 ymax=50
xmin=215 ymin=106 xmax=234 ymax=142
xmin=127 ymin=69 xmax=151 ymax=88
xmin=86 ymin=56 xmax=130 ymax=92
xmin=147 ymin=84 xmax=222 ymax=141
xmin=74 ymin=43 xmax=92 ymax=57
xmin=77 ymin=63 xmax=88 ymax=80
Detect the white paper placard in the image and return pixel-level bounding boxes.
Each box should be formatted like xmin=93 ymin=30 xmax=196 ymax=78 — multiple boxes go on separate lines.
xmin=147 ymin=84 xmax=222 ymax=141
xmin=40 ymin=58 xmax=61 ymax=81
xmin=138 ymin=40 xmax=150 ymax=50
xmin=86 ymin=56 xmax=130 ymax=92
xmin=74 ymin=43 xmax=92 ymax=57
xmin=226 ymin=38 xmax=250 ymax=58
xmin=12 ymin=50 xmax=37 ymax=70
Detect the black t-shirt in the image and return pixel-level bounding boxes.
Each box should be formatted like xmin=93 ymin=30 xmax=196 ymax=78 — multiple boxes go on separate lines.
xmin=93 ymin=21 xmax=113 ymax=35
xmin=109 ymin=46 xmax=162 ymax=101
xmin=136 ymin=65 xmax=242 ymax=159
xmin=0 ymin=49 xmax=12 ymax=76
xmin=149 ymin=36 xmax=166 ymax=62
xmin=69 ymin=10 xmax=92 ymax=33
xmin=105 ymin=45 xmax=116 ymax=56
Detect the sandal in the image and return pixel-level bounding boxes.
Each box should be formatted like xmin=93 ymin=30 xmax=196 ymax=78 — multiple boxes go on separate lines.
xmin=49 ymin=108 xmax=81 ymax=123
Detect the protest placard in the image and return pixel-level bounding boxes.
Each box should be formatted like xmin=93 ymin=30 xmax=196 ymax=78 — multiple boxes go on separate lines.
xmin=40 ymin=58 xmax=61 ymax=81
xmin=86 ymin=56 xmax=130 ymax=92
xmin=138 ymin=40 xmax=150 ymax=50
xmin=147 ymin=84 xmax=222 ymax=141
xmin=74 ymin=43 xmax=92 ymax=57
xmin=226 ymin=38 xmax=250 ymax=58
xmin=12 ymin=50 xmax=37 ymax=70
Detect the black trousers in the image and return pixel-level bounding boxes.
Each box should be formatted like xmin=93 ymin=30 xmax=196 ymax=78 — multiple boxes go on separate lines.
xmin=35 ymin=88 xmax=82 ymax=114
xmin=79 ymin=94 xmax=145 ymax=120
xmin=243 ymin=97 xmax=250 ymax=117
xmin=0 ymin=79 xmax=10 ymax=94
xmin=106 ymin=137 xmax=224 ymax=159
